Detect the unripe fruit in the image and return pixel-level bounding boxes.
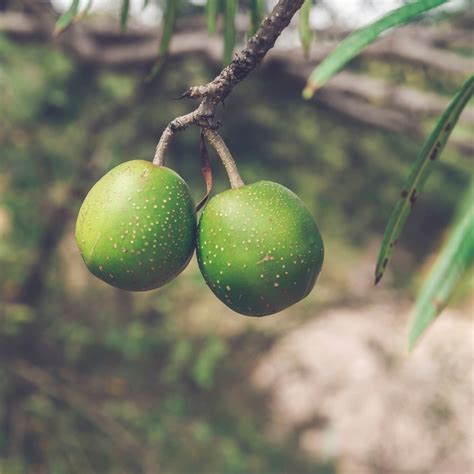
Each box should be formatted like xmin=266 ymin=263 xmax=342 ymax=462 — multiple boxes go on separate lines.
xmin=76 ymin=160 xmax=196 ymax=291
xmin=197 ymin=181 xmax=324 ymax=316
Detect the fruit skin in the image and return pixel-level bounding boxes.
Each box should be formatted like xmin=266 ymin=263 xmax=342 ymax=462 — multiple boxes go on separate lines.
xmin=197 ymin=181 xmax=324 ymax=316
xmin=75 ymin=160 xmax=196 ymax=291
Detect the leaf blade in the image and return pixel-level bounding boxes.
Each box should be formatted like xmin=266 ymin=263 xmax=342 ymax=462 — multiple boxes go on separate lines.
xmin=159 ymin=0 xmax=180 ymax=57
xmin=206 ymin=0 xmax=219 ymax=36
xmin=196 ymin=130 xmax=214 ymax=213
xmin=76 ymin=0 xmax=94 ymax=21
xmin=408 ymin=184 xmax=474 ymax=351
xmin=148 ymin=0 xmax=180 ymax=77
xmin=375 ymin=75 xmax=474 ymax=285
xmin=299 ymin=0 xmax=312 ymax=58
xmin=223 ymin=0 xmax=237 ymax=65
xmin=302 ymin=0 xmax=447 ymax=98
xmin=249 ymin=0 xmax=264 ymax=36
xmin=120 ymin=0 xmax=131 ymax=31
xmin=55 ymin=0 xmax=81 ymax=35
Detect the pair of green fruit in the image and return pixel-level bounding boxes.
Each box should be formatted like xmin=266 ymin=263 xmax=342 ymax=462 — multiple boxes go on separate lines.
xmin=75 ymin=160 xmax=324 ymax=316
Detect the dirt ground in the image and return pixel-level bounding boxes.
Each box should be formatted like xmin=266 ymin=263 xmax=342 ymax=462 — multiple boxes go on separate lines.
xmin=253 ymin=303 xmax=474 ymax=474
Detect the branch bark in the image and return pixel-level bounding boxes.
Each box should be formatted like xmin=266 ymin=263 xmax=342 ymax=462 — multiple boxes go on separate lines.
xmin=152 ymin=0 xmax=304 ymax=166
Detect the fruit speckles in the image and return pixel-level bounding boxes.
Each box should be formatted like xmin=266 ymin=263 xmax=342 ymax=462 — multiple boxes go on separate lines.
xmin=196 ymin=181 xmax=324 ymax=316
xmin=75 ymin=160 xmax=196 ymax=291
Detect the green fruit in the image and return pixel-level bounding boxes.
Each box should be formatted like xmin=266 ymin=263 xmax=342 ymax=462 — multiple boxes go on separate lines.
xmin=197 ymin=181 xmax=324 ymax=316
xmin=75 ymin=160 xmax=196 ymax=291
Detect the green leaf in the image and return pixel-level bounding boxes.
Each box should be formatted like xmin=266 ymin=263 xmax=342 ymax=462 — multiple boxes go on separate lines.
xmin=159 ymin=0 xmax=180 ymax=57
xmin=302 ymin=0 xmax=447 ymax=98
xmin=120 ymin=0 xmax=131 ymax=31
xmin=148 ymin=0 xmax=180 ymax=77
xmin=408 ymin=183 xmax=474 ymax=351
xmin=299 ymin=0 xmax=312 ymax=57
xmin=375 ymin=75 xmax=473 ymax=285
xmin=223 ymin=0 xmax=237 ymax=65
xmin=249 ymin=0 xmax=264 ymax=36
xmin=77 ymin=0 xmax=94 ymax=20
xmin=54 ymin=0 xmax=81 ymax=35
xmin=206 ymin=0 xmax=219 ymax=35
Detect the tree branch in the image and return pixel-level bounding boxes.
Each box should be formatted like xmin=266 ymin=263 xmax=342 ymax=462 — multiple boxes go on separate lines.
xmin=1 ymin=7 xmax=472 ymax=153
xmin=152 ymin=0 xmax=304 ymax=166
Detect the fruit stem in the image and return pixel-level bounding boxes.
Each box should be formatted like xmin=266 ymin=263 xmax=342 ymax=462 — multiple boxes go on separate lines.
xmin=153 ymin=125 xmax=173 ymax=166
xmin=203 ymin=129 xmax=245 ymax=189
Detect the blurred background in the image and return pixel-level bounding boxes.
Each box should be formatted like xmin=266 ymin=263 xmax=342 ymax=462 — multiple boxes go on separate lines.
xmin=1 ymin=0 xmax=473 ymax=472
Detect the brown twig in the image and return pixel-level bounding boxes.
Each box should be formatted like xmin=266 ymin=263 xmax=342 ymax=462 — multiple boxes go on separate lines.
xmin=152 ymin=0 xmax=304 ymax=166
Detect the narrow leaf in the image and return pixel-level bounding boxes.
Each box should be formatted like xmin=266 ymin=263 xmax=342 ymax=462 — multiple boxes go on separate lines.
xmin=223 ymin=0 xmax=237 ymax=65
xmin=77 ymin=0 xmax=94 ymax=20
xmin=206 ymin=0 xmax=219 ymax=35
xmin=148 ymin=0 xmax=180 ymax=77
xmin=375 ymin=75 xmax=474 ymax=285
xmin=408 ymin=184 xmax=474 ymax=351
xmin=302 ymin=0 xmax=447 ymax=98
xmin=54 ymin=0 xmax=81 ymax=35
xmin=159 ymin=0 xmax=180 ymax=57
xmin=120 ymin=0 xmax=131 ymax=31
xmin=249 ymin=0 xmax=264 ymax=36
xmin=196 ymin=130 xmax=213 ymax=212
xmin=299 ymin=0 xmax=312 ymax=58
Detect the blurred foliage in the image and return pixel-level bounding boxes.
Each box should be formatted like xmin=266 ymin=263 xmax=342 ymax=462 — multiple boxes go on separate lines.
xmin=0 ymin=6 xmax=473 ymax=472
xmin=408 ymin=182 xmax=474 ymax=350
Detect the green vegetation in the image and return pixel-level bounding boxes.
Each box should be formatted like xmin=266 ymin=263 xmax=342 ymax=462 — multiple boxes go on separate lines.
xmin=0 ymin=2 xmax=472 ymax=470
xmin=376 ymin=75 xmax=474 ymax=285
